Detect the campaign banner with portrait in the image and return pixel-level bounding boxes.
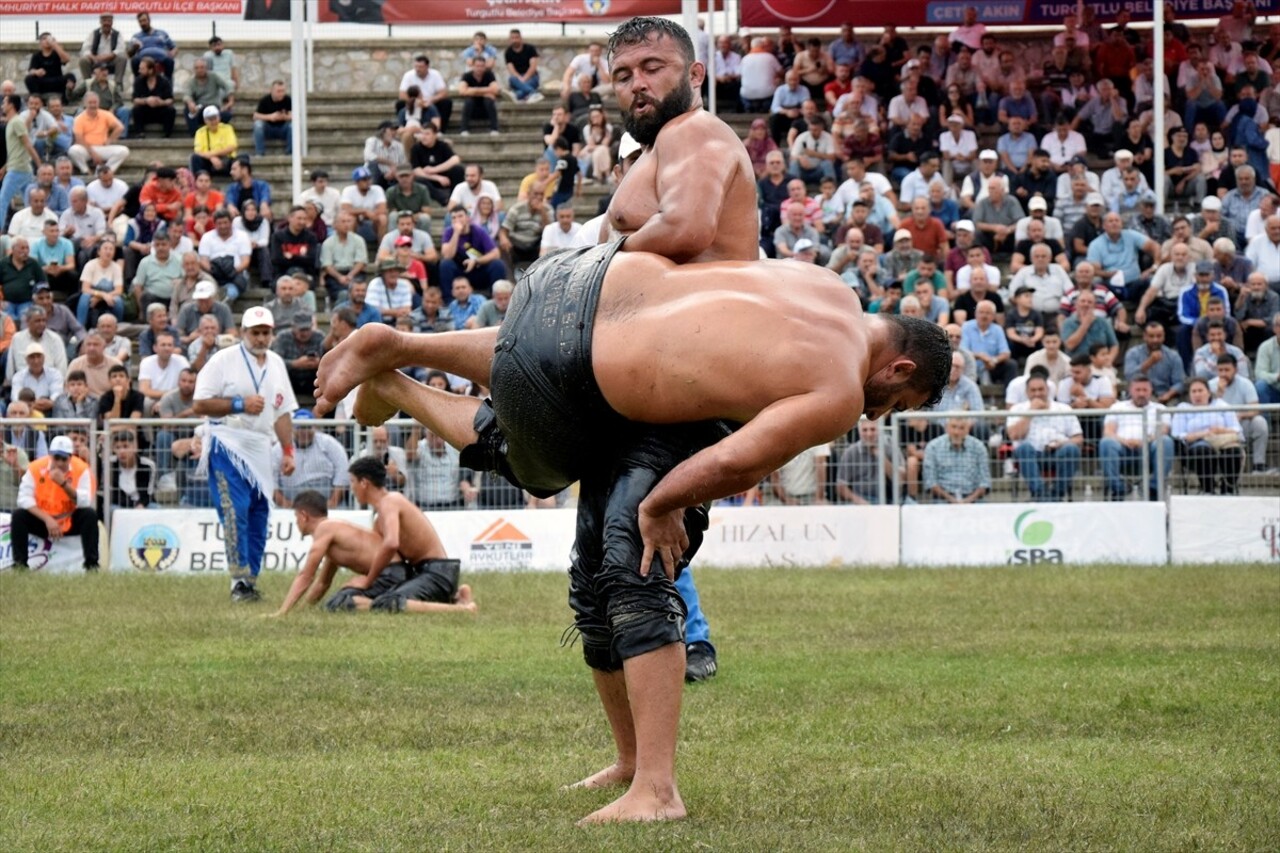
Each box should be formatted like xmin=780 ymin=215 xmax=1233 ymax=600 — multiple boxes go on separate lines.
xmin=317 ymin=0 xmax=681 ymax=25
xmin=900 ymin=502 xmax=1168 ymax=565
xmin=0 ymin=513 xmax=105 ymax=574
xmin=740 ymin=0 xmax=1280 ymax=28
xmin=1169 ymin=496 xmax=1280 ymax=564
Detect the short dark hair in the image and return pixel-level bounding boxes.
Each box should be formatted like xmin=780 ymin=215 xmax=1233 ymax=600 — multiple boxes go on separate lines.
xmin=1129 ymin=373 xmax=1151 ymax=385
xmin=1216 ymin=352 xmax=1238 ymax=367
xmin=66 ymin=370 xmax=87 ymax=383
xmin=607 ymin=17 xmax=695 ymax=66
xmin=1028 ymin=364 xmax=1051 ymax=380
xmin=108 ymin=364 xmax=128 ymax=377
xmin=883 ymin=314 xmax=951 ymax=408
xmin=414 ymin=54 xmax=430 ymax=64
xmin=334 ymin=307 xmax=358 ymax=327
xmin=1070 ymin=352 xmax=1092 ymax=367
xmin=348 ymin=456 xmax=387 ymax=488
xmin=292 ymin=490 xmax=329 ymax=517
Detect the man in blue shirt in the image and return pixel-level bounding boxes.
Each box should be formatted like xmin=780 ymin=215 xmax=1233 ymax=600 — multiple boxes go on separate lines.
xmin=445 ymin=277 xmax=488 ymax=330
xmin=224 ymin=157 xmax=271 ymax=219
xmin=960 ymin=299 xmax=1016 ymax=384
xmin=127 ymin=12 xmax=177 ymax=77
xmin=997 ymin=117 xmax=1036 ymax=174
xmin=1086 ymin=212 xmax=1160 ymax=300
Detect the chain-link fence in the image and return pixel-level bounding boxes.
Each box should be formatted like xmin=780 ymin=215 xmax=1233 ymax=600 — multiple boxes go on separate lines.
xmin=886 ymin=404 xmax=1280 ymax=505
xmin=1 ymin=418 xmax=98 ymax=513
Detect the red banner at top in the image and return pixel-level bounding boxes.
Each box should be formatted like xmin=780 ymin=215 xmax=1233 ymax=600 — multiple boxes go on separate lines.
xmin=318 ymin=0 xmax=680 ymax=25
xmin=7 ymin=0 xmax=244 ymax=13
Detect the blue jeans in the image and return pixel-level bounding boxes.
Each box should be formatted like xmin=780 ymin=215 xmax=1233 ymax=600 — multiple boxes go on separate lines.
xmin=209 ymin=440 xmax=271 ymax=582
xmin=788 ymin=158 xmax=835 ymax=183
xmin=1014 ymin=442 xmax=1081 ymax=501
xmin=3 ymin=300 xmax=33 ymax=323
xmin=114 ymin=106 xmax=132 ymax=138
xmin=1257 ymin=380 xmax=1280 ymax=405
xmin=1099 ymin=436 xmax=1174 ymax=498
xmin=1185 ymin=101 xmax=1227 ymax=132
xmin=438 ymin=258 xmax=508 ymax=300
xmin=675 ymin=567 xmax=713 ymax=649
xmin=508 ymin=73 xmax=541 ymax=100
xmin=254 ymin=120 xmax=292 ymax=155
xmin=36 ymin=133 xmax=71 ymax=160
xmin=75 ymin=292 xmax=125 ymax=327
xmin=0 ymin=169 xmax=34 ymax=232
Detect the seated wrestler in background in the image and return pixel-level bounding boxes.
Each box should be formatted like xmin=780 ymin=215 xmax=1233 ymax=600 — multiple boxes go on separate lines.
xmin=271 ymin=461 xmax=475 ymax=617
xmin=315 ymin=242 xmax=950 ymax=823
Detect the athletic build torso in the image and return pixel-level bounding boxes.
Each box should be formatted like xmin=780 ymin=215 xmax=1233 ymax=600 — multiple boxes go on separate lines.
xmin=590 ymin=253 xmax=868 ymax=427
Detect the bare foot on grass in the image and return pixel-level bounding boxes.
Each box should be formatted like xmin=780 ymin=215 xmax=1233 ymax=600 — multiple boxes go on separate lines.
xmin=577 ymin=785 xmax=686 ymax=825
xmin=563 ymin=762 xmax=634 ymax=790
xmin=455 ymin=584 xmax=478 ymax=612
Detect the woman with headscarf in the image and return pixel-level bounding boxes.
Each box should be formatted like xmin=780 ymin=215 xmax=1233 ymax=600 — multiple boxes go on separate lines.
xmin=743 ymin=118 xmax=778 ymax=179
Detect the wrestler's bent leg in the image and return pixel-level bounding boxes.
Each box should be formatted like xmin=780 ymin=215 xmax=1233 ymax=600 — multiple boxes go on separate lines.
xmin=357 ymin=370 xmax=483 ymax=450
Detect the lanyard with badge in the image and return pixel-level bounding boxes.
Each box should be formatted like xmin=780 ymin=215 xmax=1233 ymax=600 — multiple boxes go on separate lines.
xmin=231 ymin=342 xmax=267 ymax=415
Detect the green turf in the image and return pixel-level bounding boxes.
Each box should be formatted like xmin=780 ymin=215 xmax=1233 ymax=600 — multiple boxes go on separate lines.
xmin=1 ymin=564 xmax=1277 ymax=852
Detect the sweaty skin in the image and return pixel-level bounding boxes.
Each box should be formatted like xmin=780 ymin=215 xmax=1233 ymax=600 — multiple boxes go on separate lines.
xmin=604 ymin=33 xmax=759 ymax=263
xmin=315 ymin=253 xmax=929 ymax=571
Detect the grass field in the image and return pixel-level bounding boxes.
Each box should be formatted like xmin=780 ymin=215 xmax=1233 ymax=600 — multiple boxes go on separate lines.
xmin=1 ymin=564 xmax=1277 ymax=852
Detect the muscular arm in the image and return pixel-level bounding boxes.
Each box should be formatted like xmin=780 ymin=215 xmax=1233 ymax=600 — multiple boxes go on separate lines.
xmin=639 ymin=390 xmax=858 ymax=574
xmin=620 ymin=121 xmax=742 ymax=262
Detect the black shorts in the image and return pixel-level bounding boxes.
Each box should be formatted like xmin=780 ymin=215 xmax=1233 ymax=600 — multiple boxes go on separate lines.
xmin=326 ymin=559 xmax=460 ymax=612
xmin=472 ymin=240 xmax=628 ymax=497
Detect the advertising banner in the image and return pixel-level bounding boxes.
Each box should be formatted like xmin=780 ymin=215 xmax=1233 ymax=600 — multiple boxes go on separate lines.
xmin=900 ymin=503 xmax=1167 ymax=566
xmin=8 ymin=1 xmax=245 ymax=13
xmin=109 ymin=505 xmax=902 ymax=574
xmin=318 ymin=0 xmax=681 ymax=25
xmin=0 ymin=512 xmax=102 ymax=574
xmin=701 ymin=505 xmax=899 ymax=567
xmin=740 ymin=0 xmax=1280 ymax=28
xmin=1169 ymin=496 xmax=1280 ymax=564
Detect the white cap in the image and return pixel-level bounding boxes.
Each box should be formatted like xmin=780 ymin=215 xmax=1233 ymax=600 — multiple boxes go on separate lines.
xmin=25 ymin=343 xmax=45 ymax=358
xmin=202 ymin=105 xmax=220 ymax=119
xmin=1028 ymin=196 xmax=1048 ymax=211
xmin=193 ymin=280 xmax=217 ymax=300
xmin=618 ymin=132 xmax=642 ymax=161
xmin=947 ymin=113 xmax=966 ymax=123
xmin=1085 ymin=192 xmax=1106 ymax=206
xmin=241 ymin=305 xmax=275 ymax=329
xmin=954 ymin=219 xmax=975 ymax=232
xmin=1201 ymin=196 xmax=1222 ymax=211
xmin=893 ymin=228 xmax=914 ymax=242
xmin=793 ymin=238 xmax=816 ymax=253
xmin=49 ymin=436 xmax=74 ymax=457
xmin=979 ymin=149 xmax=998 ymax=160
xmin=1114 ymin=149 xmax=1134 ymax=161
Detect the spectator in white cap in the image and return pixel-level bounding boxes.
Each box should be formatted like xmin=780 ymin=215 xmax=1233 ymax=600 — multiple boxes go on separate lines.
xmin=10 ymin=433 xmax=99 ymax=572
xmin=774 ymin=203 xmax=825 ymax=263
xmin=190 ymin=104 xmax=238 ymax=177
xmin=1191 ymin=196 xmax=1227 ymax=245
xmin=192 ymin=304 xmax=298 ymax=603
xmin=176 ymin=278 xmax=233 ymax=346
xmin=1100 ymin=149 xmax=1149 ymax=210
xmin=944 ymin=219 xmax=988 ymax=289
xmin=11 ymin=342 xmax=63 ymax=412
xmin=1015 ymin=195 xmax=1065 ymax=244
xmin=883 ymin=228 xmax=924 ymax=282
xmin=939 ymin=112 xmax=978 ymax=185
xmin=1068 ymin=192 xmax=1108 ymax=262
xmin=958 ymin=148 xmax=1007 ymax=210
xmin=789 ymin=238 xmax=819 ymax=264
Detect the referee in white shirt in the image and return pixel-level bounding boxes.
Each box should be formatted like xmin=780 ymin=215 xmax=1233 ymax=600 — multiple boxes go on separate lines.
xmin=192 ymin=306 xmax=297 ymax=602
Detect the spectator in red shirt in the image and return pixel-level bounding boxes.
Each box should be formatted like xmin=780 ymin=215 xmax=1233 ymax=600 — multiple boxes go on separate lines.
xmin=139 ymin=166 xmax=183 ymax=223
xmin=1093 ymin=26 xmax=1136 ymax=99
xmin=902 ymin=197 xmax=950 ymax=264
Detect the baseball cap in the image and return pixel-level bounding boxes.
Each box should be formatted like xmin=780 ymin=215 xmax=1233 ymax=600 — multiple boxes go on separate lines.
xmin=49 ymin=436 xmax=74 ymax=458
xmin=979 ymin=149 xmax=998 ymax=160
xmin=618 ymin=132 xmax=642 ymax=161
xmin=1014 ymin=285 xmax=1036 ymax=296
xmin=894 ymin=228 xmax=913 ymax=242
xmin=955 ymin=219 xmax=975 ymax=232
xmin=241 ymin=305 xmax=275 ymax=329
xmin=1195 ymin=259 xmax=1215 ymax=274
xmin=1069 ymin=155 xmax=1089 ymax=167
xmin=1028 ymin=196 xmax=1047 ymax=211
xmin=1114 ymin=149 xmax=1134 ymax=161
xmin=394 ymin=235 xmax=413 ymax=247
xmin=193 ymin=280 xmax=218 ymax=300
xmin=293 ymin=409 xmax=314 ymax=421
xmin=1139 ymin=194 xmax=1156 ymax=206
xmin=351 ymin=166 xmax=372 ymax=181
xmin=292 ymin=310 xmax=314 ymax=328
xmin=25 ymin=343 xmax=45 ymax=358
xmin=793 ymin=238 xmax=816 ymax=253
xmin=381 ymin=258 xmax=405 ymax=272
xmin=1201 ymin=196 xmax=1222 ymax=211
xmin=947 ymin=113 xmax=966 ymax=124
xmin=1085 ymin=192 xmax=1106 ymax=206
xmin=202 ymin=105 xmax=220 ymax=119
xmin=33 ymin=281 xmax=51 ymax=293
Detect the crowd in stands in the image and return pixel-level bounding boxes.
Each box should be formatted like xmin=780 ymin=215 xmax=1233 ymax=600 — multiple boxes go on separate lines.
xmin=2 ymin=9 xmax=1279 ymax=519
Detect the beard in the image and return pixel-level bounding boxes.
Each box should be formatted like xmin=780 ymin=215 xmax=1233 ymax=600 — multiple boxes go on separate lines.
xmin=248 ymin=345 xmax=270 ymax=357
xmin=622 ymin=81 xmax=693 ymax=147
